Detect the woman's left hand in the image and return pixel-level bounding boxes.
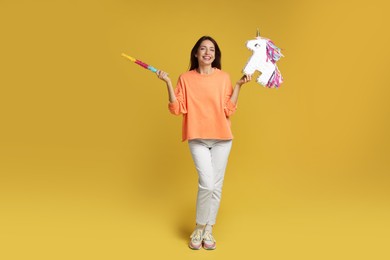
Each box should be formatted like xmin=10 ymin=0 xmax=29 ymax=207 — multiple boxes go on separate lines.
xmin=236 ymin=74 xmax=252 ymax=87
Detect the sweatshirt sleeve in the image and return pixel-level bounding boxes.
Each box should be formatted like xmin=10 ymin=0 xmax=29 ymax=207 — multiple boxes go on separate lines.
xmin=168 ymin=76 xmax=187 ymax=115
xmin=224 ymin=79 xmax=237 ymax=117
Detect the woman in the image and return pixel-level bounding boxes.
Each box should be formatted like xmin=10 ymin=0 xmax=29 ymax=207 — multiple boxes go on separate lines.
xmin=157 ymin=36 xmax=251 ymax=250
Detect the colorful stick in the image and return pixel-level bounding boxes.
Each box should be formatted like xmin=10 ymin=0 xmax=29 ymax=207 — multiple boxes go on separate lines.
xmin=121 ymin=53 xmax=158 ymax=73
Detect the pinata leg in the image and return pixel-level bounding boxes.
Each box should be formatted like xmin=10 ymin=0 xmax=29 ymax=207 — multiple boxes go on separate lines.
xmin=258 ymin=63 xmax=275 ymax=86
xmin=258 ymin=71 xmax=271 ymax=86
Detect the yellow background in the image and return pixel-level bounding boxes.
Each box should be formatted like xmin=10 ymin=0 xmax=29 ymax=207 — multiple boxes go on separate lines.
xmin=1 ymin=0 xmax=389 ymax=259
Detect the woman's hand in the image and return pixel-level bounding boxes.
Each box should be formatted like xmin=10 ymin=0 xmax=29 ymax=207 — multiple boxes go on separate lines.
xmin=157 ymin=70 xmax=171 ymax=84
xmin=157 ymin=70 xmax=176 ymax=103
xmin=230 ymin=74 xmax=251 ymax=104
xmin=236 ymin=74 xmax=252 ymax=87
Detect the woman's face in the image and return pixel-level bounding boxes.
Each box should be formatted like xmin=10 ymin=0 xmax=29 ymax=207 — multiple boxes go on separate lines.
xmin=196 ymin=40 xmax=215 ymax=67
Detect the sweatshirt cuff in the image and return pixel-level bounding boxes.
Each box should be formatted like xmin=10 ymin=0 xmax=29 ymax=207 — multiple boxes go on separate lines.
xmin=168 ymin=100 xmax=179 ymax=113
xmin=226 ymin=99 xmax=237 ymax=110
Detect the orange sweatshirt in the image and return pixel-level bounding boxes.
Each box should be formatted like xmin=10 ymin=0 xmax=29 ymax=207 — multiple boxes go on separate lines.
xmin=168 ymin=69 xmax=237 ymax=141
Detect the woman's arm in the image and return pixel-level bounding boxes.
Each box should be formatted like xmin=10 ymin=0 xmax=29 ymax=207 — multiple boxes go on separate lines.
xmin=157 ymin=70 xmax=186 ymax=115
xmin=157 ymin=70 xmax=176 ymax=103
xmin=230 ymin=74 xmax=252 ymax=104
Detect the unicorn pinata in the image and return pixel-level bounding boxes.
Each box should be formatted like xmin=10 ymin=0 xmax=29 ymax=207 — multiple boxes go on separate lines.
xmin=243 ymin=29 xmax=284 ymax=88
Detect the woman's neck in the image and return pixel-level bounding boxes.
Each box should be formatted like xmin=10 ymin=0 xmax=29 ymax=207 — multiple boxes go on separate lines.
xmin=196 ymin=66 xmax=214 ymax=75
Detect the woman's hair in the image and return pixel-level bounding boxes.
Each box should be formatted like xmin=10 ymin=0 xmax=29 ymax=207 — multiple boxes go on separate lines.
xmin=189 ymin=36 xmax=222 ymax=70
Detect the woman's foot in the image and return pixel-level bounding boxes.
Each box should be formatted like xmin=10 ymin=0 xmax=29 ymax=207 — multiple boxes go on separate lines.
xmin=188 ymin=227 xmax=204 ymax=250
xmin=202 ymin=230 xmax=216 ymax=250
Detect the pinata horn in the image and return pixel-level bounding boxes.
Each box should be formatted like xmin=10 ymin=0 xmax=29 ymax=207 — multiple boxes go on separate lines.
xmin=256 ymin=28 xmax=260 ymax=38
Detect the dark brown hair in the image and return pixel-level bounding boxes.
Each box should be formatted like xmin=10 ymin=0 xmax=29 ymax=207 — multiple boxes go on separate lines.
xmin=189 ymin=36 xmax=222 ymax=70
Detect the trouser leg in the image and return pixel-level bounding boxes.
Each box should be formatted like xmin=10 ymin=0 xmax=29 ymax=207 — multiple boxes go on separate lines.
xmin=188 ymin=139 xmax=232 ymax=225
xmin=208 ymin=139 xmax=232 ymax=225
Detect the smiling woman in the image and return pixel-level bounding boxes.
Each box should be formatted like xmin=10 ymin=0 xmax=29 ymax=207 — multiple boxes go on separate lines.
xmin=156 ymin=36 xmax=252 ymax=250
xmin=190 ymin=36 xmax=221 ymax=72
xmin=1 ymin=0 xmax=390 ymax=259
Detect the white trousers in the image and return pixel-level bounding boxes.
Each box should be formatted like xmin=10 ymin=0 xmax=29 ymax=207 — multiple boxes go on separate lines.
xmin=188 ymin=139 xmax=233 ymax=225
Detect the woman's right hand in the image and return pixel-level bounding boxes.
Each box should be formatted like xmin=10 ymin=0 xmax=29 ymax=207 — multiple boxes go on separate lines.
xmin=157 ymin=70 xmax=176 ymax=103
xmin=156 ymin=70 xmax=171 ymax=84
